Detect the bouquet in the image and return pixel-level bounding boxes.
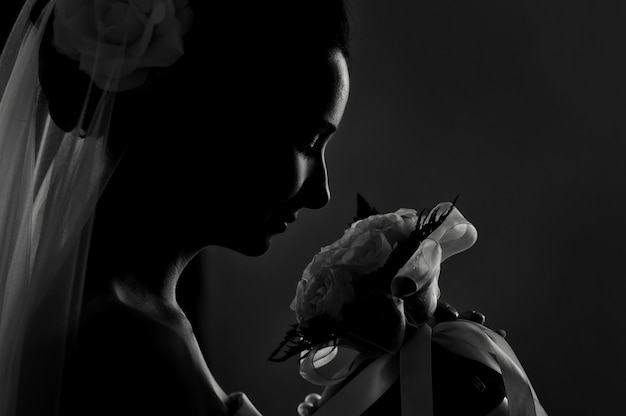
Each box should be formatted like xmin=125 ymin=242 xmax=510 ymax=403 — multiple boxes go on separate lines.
xmin=270 ymin=196 xmax=547 ymax=416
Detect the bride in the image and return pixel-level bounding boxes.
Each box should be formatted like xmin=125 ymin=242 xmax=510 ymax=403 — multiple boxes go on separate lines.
xmin=1 ymin=1 xmax=505 ymax=415
xmin=0 ymin=0 xmax=350 ymax=415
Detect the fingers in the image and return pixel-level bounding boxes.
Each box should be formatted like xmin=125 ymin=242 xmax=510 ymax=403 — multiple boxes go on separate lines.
xmin=434 ymin=302 xmax=507 ymax=338
xmin=297 ymin=393 xmax=322 ymax=416
xmin=458 ymin=310 xmax=486 ymax=325
xmin=433 ymin=301 xmax=459 ymax=323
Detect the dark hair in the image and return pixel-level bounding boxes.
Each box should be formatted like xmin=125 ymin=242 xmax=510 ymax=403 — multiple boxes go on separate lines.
xmin=186 ymin=1 xmax=351 ymax=58
xmin=35 ymin=0 xmax=351 ymax=138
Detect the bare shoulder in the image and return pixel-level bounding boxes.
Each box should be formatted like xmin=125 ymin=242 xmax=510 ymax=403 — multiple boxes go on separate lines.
xmin=63 ymin=296 xmax=218 ymax=416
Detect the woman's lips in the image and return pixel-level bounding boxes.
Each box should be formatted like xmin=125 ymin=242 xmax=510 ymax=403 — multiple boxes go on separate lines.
xmin=266 ymin=213 xmax=297 ymax=234
xmin=273 ymin=222 xmax=288 ymax=233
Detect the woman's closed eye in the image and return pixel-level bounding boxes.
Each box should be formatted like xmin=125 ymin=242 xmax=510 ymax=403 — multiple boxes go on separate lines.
xmin=296 ymin=121 xmax=336 ymax=155
xmin=297 ymin=134 xmax=321 ymax=154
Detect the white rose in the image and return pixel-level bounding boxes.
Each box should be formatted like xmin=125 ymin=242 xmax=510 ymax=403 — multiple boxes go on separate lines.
xmin=53 ymin=0 xmax=193 ymax=91
xmin=351 ymin=209 xmax=417 ymax=247
xmin=292 ymin=208 xmax=420 ymax=325
xmin=301 ymin=245 xmax=348 ymax=281
xmin=308 ymin=208 xmax=417 ymax=274
xmin=320 ymin=209 xmax=413 ymax=252
xmin=395 ymin=208 xmax=419 ymax=235
xmin=338 ymin=230 xmax=393 ymax=273
xmin=291 ymin=266 xmax=356 ymax=324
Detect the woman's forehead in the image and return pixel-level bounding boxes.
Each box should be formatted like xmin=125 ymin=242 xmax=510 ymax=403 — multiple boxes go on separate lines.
xmin=264 ymin=51 xmax=349 ymax=117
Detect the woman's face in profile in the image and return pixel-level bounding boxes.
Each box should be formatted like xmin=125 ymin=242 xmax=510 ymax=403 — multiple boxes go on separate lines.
xmin=180 ymin=49 xmax=350 ymax=256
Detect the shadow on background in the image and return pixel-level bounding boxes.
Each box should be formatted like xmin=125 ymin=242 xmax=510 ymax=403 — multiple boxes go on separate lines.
xmin=2 ymin=1 xmax=624 ymax=415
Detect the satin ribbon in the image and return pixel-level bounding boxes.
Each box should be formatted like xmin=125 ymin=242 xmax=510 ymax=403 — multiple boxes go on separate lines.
xmin=312 ymin=320 xmax=547 ymax=416
xmin=390 ymin=203 xmax=478 ymax=321
xmin=433 ymin=321 xmax=547 ymax=416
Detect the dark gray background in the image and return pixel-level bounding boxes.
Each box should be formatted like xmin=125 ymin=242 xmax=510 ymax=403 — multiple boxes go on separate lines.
xmin=203 ymin=1 xmax=626 ymax=415
xmin=3 ymin=1 xmax=624 ymax=415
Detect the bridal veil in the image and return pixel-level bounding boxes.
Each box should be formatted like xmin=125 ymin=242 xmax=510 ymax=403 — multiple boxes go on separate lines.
xmin=0 ymin=0 xmax=134 ymax=413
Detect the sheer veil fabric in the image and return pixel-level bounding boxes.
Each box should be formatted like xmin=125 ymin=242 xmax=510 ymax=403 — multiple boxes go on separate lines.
xmin=0 ymin=0 xmax=122 ymax=414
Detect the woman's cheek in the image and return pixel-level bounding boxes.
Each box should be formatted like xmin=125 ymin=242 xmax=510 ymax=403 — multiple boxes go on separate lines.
xmin=261 ymin=146 xmax=309 ymax=200
xmin=293 ymin=152 xmax=311 ymax=192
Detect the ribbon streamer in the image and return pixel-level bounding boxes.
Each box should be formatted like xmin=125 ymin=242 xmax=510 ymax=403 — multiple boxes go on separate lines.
xmin=311 ymin=320 xmax=547 ymax=416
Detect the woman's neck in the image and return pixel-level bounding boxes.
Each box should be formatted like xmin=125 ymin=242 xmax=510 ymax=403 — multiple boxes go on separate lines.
xmin=111 ymin=268 xmax=184 ymax=321
xmin=85 ymin=212 xmax=198 ymax=317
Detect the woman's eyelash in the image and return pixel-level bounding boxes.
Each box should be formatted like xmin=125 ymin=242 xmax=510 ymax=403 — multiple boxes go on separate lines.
xmin=297 ymin=134 xmax=321 ymax=153
xmin=306 ymin=135 xmax=320 ymax=149
xmin=296 ymin=122 xmax=335 ymax=154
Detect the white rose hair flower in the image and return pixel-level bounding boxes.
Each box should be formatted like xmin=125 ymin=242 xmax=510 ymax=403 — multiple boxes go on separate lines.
xmin=270 ymin=194 xmax=477 ymax=362
xmin=53 ymin=0 xmax=193 ymax=92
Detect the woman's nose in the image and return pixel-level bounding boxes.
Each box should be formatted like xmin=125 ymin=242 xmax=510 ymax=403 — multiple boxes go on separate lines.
xmin=302 ymin=157 xmax=330 ymax=210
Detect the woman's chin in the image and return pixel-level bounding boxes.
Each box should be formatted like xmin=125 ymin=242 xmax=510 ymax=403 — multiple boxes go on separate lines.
xmin=227 ymin=234 xmax=273 ymax=257
xmin=203 ymin=224 xmax=279 ymax=257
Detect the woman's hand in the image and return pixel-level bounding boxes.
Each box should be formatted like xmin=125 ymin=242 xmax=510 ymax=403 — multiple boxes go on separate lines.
xmin=433 ymin=300 xmax=484 ymax=324
xmin=295 ymin=301 xmax=506 ymax=416
xmin=434 ymin=301 xmax=506 ymax=338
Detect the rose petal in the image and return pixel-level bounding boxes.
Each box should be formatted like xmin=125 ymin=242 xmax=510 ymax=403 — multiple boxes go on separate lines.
xmin=176 ymin=6 xmax=193 ymax=35
xmin=135 ymin=30 xmax=184 ymax=68
xmin=102 ymin=3 xmax=145 ymax=45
